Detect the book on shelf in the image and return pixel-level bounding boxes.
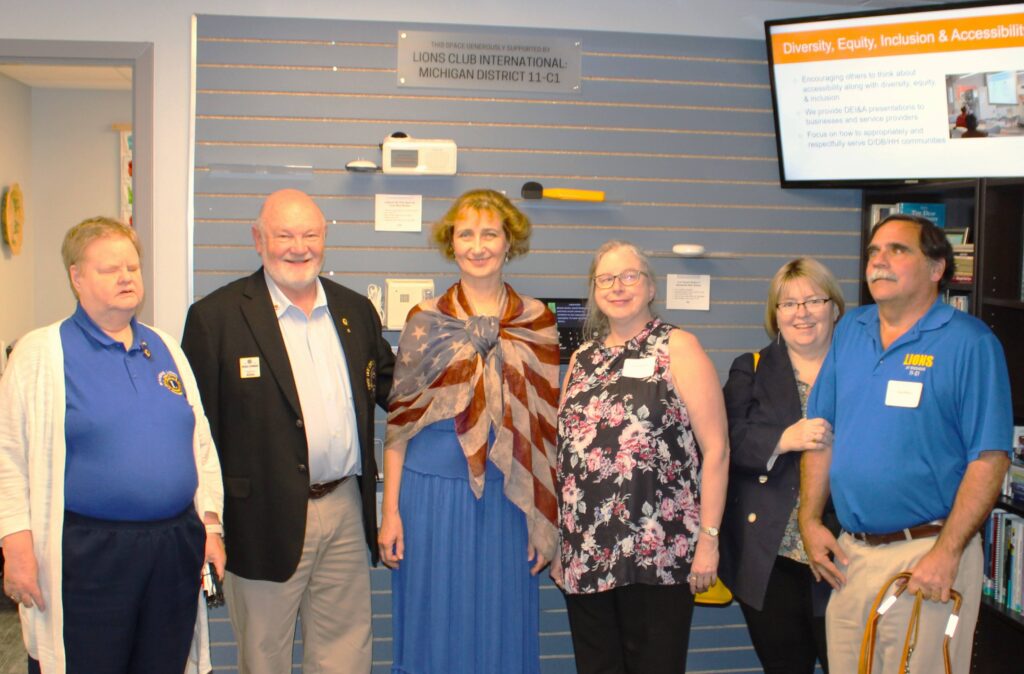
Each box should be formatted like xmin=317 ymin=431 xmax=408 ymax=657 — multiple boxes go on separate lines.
xmin=943 ymin=292 xmax=970 ymax=312
xmin=896 ymin=201 xmax=947 ymax=228
xmin=1006 ymin=461 xmax=1024 ymax=503
xmin=1013 ymin=517 xmax=1024 ymax=613
xmin=869 ymin=203 xmax=896 ymax=225
xmin=951 ymin=243 xmax=974 ymax=284
xmin=983 ymin=505 xmax=1024 ymax=615
xmin=1014 ymin=425 xmax=1024 ymax=464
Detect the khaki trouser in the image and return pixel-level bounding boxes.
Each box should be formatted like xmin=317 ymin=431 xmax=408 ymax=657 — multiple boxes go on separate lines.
xmin=826 ymin=532 xmax=982 ymax=674
xmin=224 ymin=478 xmax=372 ymax=674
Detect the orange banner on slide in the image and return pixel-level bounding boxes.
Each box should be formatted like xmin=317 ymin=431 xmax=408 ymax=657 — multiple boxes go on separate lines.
xmin=772 ymin=12 xmax=1024 ymax=64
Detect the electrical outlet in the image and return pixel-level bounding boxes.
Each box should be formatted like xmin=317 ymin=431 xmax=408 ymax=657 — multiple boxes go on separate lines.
xmin=385 ymin=279 xmax=434 ymax=330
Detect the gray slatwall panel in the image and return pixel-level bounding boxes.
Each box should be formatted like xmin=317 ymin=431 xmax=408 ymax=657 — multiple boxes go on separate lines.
xmin=195 ymin=73 xmax=774 ymax=111
xmin=195 ymin=76 xmax=774 ymax=113
xmin=192 ymin=248 xmax=859 ymax=277
xmin=193 ymin=219 xmax=859 ymax=254
xmin=195 ymin=105 xmax=777 ymax=136
xmin=195 ymin=104 xmax=781 ymax=155
xmin=194 ymin=189 xmax=856 ymax=227
xmin=193 ymin=123 xmax=777 ymax=155
xmin=194 ymin=15 xmax=858 ymax=673
xmin=196 ymin=43 xmax=770 ymax=88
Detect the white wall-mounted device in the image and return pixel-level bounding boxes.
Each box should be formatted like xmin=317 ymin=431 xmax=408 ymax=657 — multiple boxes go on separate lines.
xmin=385 ymin=278 xmax=435 ymax=330
xmin=382 ymin=135 xmax=457 ymax=176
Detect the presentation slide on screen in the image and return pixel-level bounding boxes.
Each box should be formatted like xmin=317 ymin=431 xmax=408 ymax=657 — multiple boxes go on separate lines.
xmin=769 ymin=4 xmax=1024 ymax=181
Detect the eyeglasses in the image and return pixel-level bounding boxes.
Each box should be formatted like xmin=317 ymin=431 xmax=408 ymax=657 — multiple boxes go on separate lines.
xmin=776 ymin=297 xmax=831 ymax=314
xmin=594 ymin=269 xmax=647 ymax=289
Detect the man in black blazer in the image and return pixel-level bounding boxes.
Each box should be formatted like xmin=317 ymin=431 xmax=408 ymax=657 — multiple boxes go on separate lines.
xmin=182 ymin=189 xmax=394 ymax=674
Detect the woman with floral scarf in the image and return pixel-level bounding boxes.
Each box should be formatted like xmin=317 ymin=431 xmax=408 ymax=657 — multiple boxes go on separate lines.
xmin=379 ymin=190 xmax=560 ymax=674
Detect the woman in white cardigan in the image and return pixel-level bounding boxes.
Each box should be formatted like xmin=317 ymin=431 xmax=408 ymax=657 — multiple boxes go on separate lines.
xmin=0 ymin=217 xmax=224 ymax=674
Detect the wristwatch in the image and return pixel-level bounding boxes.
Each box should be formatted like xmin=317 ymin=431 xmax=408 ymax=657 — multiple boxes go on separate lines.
xmin=701 ymin=525 xmax=720 ymax=537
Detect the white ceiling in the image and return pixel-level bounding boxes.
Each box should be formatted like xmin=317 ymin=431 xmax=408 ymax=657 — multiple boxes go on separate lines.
xmin=0 ymin=64 xmax=131 ymax=90
xmin=0 ymin=0 xmax=959 ymax=91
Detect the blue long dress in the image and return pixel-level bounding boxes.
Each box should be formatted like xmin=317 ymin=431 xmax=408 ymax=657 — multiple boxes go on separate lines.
xmin=390 ymin=419 xmax=541 ymax=674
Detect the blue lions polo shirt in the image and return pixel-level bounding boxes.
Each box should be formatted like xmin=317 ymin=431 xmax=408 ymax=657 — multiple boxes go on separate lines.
xmin=62 ymin=305 xmax=198 ymax=521
xmin=809 ymin=299 xmax=1012 ymax=534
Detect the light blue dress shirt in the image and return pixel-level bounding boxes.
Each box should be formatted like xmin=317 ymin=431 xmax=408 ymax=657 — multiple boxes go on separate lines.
xmin=265 ymin=272 xmax=359 ymax=483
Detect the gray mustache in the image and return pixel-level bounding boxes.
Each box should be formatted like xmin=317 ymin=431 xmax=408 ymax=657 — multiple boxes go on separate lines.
xmin=868 ymin=270 xmax=897 ymax=282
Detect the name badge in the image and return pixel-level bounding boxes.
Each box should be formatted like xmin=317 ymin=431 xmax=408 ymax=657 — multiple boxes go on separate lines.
xmin=622 ymin=357 xmax=655 ymax=379
xmin=239 ymin=357 xmax=261 ymax=379
xmin=885 ymin=380 xmax=922 ymax=408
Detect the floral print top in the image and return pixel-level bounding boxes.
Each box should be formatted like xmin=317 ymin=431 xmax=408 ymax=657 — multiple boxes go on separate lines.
xmin=777 ymin=374 xmax=810 ymax=564
xmin=557 ymin=320 xmax=701 ymax=595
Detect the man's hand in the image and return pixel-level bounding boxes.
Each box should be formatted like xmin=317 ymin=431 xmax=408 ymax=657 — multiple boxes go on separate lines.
xmin=1 ymin=530 xmax=45 ymax=611
xmin=904 ymin=545 xmax=960 ymax=602
xmin=800 ymin=521 xmax=847 ymax=590
xmin=377 ymin=511 xmax=404 ymax=569
xmin=900 ymin=451 xmax=1009 ymax=602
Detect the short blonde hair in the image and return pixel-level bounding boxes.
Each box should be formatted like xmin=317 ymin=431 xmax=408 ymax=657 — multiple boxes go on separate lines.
xmin=431 ymin=189 xmax=531 ymax=260
xmin=583 ymin=240 xmax=657 ymax=341
xmin=61 ymin=217 xmax=141 ymax=293
xmin=764 ymin=257 xmax=845 ymax=338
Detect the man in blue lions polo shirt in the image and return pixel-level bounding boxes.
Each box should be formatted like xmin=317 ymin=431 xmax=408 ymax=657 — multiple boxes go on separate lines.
xmin=799 ymin=214 xmax=1012 ymax=673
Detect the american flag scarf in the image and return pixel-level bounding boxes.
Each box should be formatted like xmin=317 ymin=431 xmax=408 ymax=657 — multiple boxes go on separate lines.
xmin=386 ymin=282 xmax=561 ymax=558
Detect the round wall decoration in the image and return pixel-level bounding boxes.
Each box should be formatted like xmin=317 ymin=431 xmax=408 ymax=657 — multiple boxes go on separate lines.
xmin=2 ymin=183 xmax=25 ymax=255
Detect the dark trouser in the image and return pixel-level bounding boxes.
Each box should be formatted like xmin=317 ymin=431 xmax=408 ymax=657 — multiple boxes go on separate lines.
xmin=564 ymin=582 xmax=695 ymax=674
xmin=30 ymin=507 xmax=205 ymax=674
xmin=739 ymin=556 xmax=829 ymax=674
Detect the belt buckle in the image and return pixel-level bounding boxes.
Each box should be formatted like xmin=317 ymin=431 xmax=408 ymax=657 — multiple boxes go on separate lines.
xmin=309 ymin=476 xmax=347 ymax=500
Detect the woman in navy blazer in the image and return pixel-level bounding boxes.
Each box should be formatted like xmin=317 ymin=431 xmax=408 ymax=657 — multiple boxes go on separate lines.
xmin=719 ymin=258 xmax=844 ymax=674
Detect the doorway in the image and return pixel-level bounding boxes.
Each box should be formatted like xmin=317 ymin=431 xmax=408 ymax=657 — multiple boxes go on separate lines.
xmin=0 ymin=39 xmax=154 ymax=327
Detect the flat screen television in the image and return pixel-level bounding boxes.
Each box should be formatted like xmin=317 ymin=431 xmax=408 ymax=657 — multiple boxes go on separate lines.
xmin=765 ymin=1 xmax=1024 ymax=187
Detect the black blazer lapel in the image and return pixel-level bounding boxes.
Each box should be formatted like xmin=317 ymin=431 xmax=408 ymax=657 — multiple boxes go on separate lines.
xmin=240 ymin=270 xmax=303 ymax=418
xmin=760 ymin=340 xmax=803 ymax=420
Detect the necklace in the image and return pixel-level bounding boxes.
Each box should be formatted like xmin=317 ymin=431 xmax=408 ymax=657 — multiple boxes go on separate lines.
xmin=465 ymin=282 xmax=507 ymax=317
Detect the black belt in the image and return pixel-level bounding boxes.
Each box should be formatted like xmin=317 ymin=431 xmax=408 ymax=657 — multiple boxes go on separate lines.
xmin=309 ymin=476 xmax=351 ymax=500
xmin=849 ymin=522 xmax=943 ymax=546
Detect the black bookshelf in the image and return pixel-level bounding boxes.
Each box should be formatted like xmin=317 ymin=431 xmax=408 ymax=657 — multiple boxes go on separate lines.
xmin=973 ymin=496 xmax=1024 ymax=672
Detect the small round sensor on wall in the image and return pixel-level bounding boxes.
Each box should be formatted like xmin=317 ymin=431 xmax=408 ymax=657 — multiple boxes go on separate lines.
xmin=672 ymin=244 xmax=705 ymax=257
xmin=346 ymin=159 xmax=379 ymax=172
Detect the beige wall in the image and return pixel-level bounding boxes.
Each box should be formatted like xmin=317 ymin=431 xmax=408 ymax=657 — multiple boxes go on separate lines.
xmin=30 ymin=88 xmax=132 ymax=328
xmin=0 ymin=73 xmax=33 ymax=348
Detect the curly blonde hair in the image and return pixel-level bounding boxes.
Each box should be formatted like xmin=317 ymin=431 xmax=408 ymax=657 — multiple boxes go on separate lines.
xmin=431 ymin=189 xmax=531 ymax=260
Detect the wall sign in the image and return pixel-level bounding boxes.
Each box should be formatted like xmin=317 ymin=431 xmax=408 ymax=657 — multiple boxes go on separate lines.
xmin=397 ymin=30 xmax=581 ymax=93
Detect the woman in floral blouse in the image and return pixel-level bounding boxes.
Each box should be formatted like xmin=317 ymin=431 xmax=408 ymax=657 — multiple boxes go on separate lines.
xmin=555 ymin=240 xmax=729 ymax=674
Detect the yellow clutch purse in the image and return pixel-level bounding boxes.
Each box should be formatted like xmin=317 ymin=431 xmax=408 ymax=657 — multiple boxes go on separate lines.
xmin=695 ymin=578 xmax=733 ymax=607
